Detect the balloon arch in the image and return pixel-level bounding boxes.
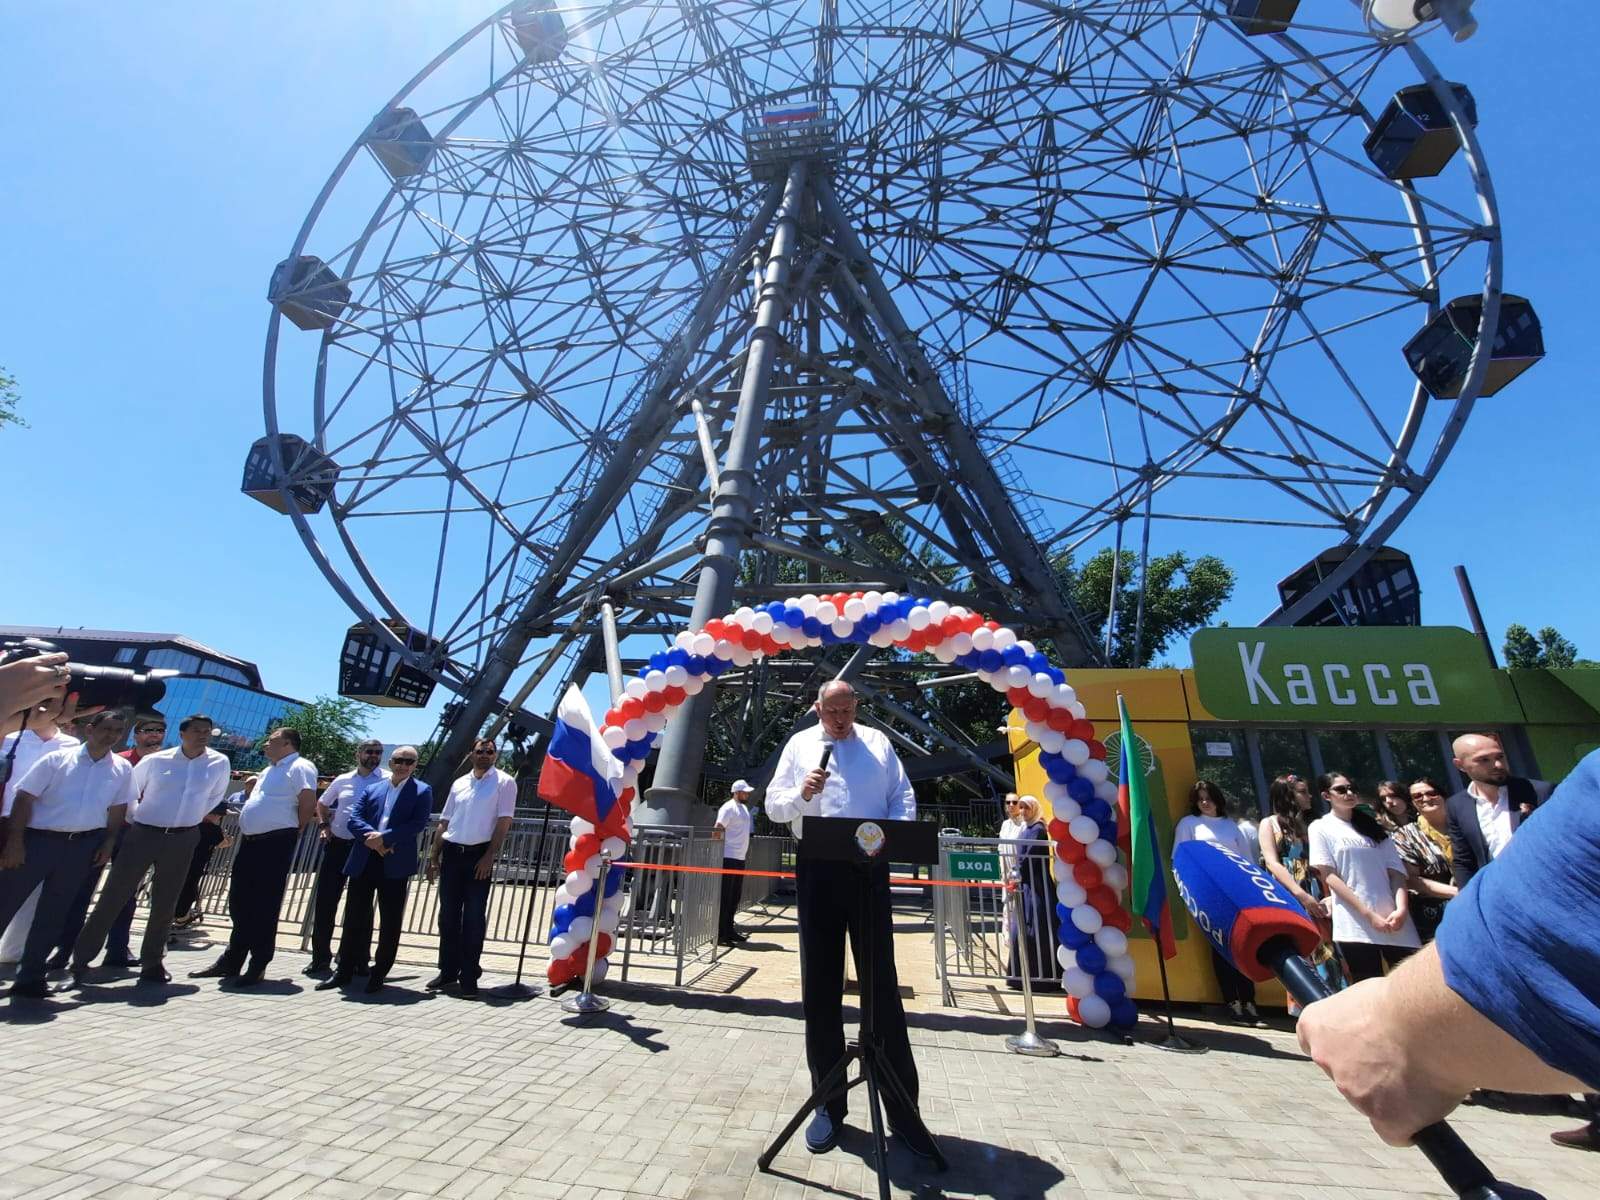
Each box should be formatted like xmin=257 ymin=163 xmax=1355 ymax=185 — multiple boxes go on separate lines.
xmin=545 ymin=590 xmax=1139 ymax=1030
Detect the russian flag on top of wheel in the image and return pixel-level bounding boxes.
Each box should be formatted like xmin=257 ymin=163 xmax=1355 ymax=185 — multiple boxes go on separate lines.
xmin=538 ymin=685 xmax=631 ymax=841
xmin=762 ymin=103 xmax=821 ymax=126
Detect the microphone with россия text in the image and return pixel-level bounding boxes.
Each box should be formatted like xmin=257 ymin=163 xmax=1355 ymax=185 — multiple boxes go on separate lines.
xmin=1170 ymin=840 xmax=1532 ymax=1200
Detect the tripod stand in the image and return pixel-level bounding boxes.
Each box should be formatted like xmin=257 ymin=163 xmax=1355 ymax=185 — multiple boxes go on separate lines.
xmin=758 ymin=819 xmax=947 ymax=1200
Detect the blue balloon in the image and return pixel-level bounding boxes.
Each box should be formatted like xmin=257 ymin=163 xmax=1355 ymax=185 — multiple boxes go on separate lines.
xmin=954 ymin=651 xmax=979 ymax=669
xmin=551 ymin=904 xmax=575 ymax=934
xmin=765 ymin=601 xmax=787 ymax=619
xmin=626 ymin=737 xmax=651 ymax=760
xmin=1046 ymin=666 xmax=1065 ymax=686
xmin=1076 ymin=942 xmax=1107 ymax=975
xmin=1045 ymin=758 xmax=1076 ymax=783
xmin=782 ymin=606 xmax=804 ymax=628
xmin=1110 ymin=997 xmax=1138 ymax=1027
xmin=611 ymin=747 xmax=629 ymax=763
xmin=648 ymin=652 xmax=668 ymax=672
xmin=684 ymin=654 xmax=706 ymax=675
xmin=801 ymin=616 xmax=823 ymax=637
xmin=1001 ymin=645 xmax=1027 ymax=667
xmin=1026 ymin=651 xmax=1050 ymax=674
xmin=706 ymin=656 xmax=730 ymax=677
xmin=1094 ymin=971 xmax=1126 ymax=1002
xmin=1083 ymin=799 xmax=1112 ymax=824
xmin=1068 ymin=777 xmax=1095 ymax=803
xmin=666 ymin=648 xmax=689 ymax=667
xmin=604 ymin=864 xmax=625 ymax=896
xmin=1058 ymin=917 xmax=1090 ymax=949
xmin=978 ymin=648 xmax=1004 ymax=672
xmin=574 ymin=889 xmax=597 ymax=918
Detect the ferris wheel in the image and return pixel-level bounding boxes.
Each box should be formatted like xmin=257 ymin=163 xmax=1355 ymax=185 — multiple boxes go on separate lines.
xmin=249 ymin=0 xmax=1540 ymax=787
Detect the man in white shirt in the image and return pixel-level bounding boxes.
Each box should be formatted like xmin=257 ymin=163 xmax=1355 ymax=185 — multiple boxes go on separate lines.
xmin=304 ymin=738 xmax=386 ymax=978
xmin=193 ymin=726 xmax=317 ymax=986
xmin=714 ymin=780 xmax=754 ymax=947
xmin=765 ymin=681 xmax=926 ymax=1158
xmin=0 ymin=697 xmax=81 ymax=965
xmin=1444 ymin=733 xmax=1553 ymax=889
xmin=0 ymin=711 xmax=134 ymax=997
xmin=71 ymin=713 xmax=231 ymax=985
xmin=424 ymin=737 xmax=516 ymax=997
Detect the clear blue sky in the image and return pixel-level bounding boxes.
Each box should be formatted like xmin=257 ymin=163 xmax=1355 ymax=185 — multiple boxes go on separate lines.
xmin=4 ymin=2 xmax=1597 ymax=745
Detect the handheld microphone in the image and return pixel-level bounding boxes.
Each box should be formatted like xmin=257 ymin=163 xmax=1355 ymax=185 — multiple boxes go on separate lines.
xmin=818 ymin=741 xmax=833 ymax=772
xmin=1171 ymin=841 xmax=1514 ymax=1200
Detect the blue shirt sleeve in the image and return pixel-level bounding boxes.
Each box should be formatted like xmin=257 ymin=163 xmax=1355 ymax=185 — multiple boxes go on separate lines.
xmin=1437 ymin=750 xmax=1600 ymax=1091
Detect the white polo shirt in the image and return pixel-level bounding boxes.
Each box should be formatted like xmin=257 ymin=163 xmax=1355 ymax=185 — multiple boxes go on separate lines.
xmin=441 ymin=767 xmax=517 ymax=845
xmin=239 ymin=752 xmax=319 ymax=835
xmin=765 ymin=723 xmax=915 ymax=839
xmin=321 ymin=767 xmax=389 ymax=839
xmin=13 ymin=745 xmax=136 ymax=833
xmin=130 ymin=746 xmax=232 ymax=828
xmin=2 ymin=730 xmax=80 ymax=816
xmin=716 ymin=797 xmax=753 ymax=860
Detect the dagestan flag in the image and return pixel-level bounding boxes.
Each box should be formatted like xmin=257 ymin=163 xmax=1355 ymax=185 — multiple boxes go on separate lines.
xmin=1118 ymin=692 xmax=1177 ymax=959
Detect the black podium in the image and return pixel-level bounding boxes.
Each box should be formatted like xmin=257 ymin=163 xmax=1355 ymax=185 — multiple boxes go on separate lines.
xmin=758 ymin=816 xmax=945 ymax=1198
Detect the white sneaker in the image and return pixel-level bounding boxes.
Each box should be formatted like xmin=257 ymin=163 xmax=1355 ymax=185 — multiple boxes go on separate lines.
xmin=805 ymin=1108 xmax=839 ymax=1154
xmin=1227 ymin=1000 xmax=1245 ymax=1022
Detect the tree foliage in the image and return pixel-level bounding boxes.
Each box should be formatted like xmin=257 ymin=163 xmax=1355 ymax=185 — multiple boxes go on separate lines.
xmin=261 ymin=694 xmax=378 ymax=776
xmin=1053 ymin=548 xmax=1235 ymax=667
xmin=0 ymin=367 xmax=23 ymax=430
xmin=1503 ymin=624 xmax=1595 ymax=669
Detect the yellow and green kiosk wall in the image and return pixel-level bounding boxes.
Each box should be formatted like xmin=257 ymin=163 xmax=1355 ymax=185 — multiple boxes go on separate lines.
xmin=1010 ymin=625 xmax=1600 ymax=1006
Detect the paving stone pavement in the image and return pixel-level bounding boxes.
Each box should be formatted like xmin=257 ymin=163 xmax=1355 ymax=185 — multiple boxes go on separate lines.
xmin=1 ymin=909 xmax=1593 ymax=1199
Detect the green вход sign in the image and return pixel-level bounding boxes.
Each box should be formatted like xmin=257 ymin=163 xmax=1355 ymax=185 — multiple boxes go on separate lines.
xmin=948 ymin=852 xmax=1000 ymax=881
xmin=1190 ymin=626 xmax=1522 ymax=725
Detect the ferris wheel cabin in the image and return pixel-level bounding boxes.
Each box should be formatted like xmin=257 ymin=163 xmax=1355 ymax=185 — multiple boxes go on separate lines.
xmin=1364 ymin=83 xmax=1478 ymax=179
xmin=338 ymin=621 xmax=439 ymax=707
xmin=506 ymin=2 xmax=568 ymax=63
xmin=268 ymin=255 xmax=351 ymax=332
xmin=365 ymin=107 xmax=435 ymax=180
xmin=1224 ymin=0 xmax=1301 ymax=35
xmin=1403 ymin=294 xmax=1545 ymax=400
xmin=1278 ymin=546 xmax=1422 ymax=628
xmin=240 ymin=434 xmax=338 ymax=515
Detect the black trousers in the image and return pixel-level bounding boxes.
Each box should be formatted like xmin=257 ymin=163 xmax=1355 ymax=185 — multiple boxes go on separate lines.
xmin=0 ymin=830 xmax=102 ymax=988
xmin=309 ymin=836 xmax=354 ymax=966
xmin=436 ymin=840 xmax=491 ymax=984
xmin=1338 ymin=941 xmax=1417 ymax=983
xmin=221 ymin=829 xmax=299 ymax=970
xmin=718 ymin=855 xmax=744 ymax=940
xmin=174 ymin=823 xmax=226 ymax=920
xmin=796 ymin=858 xmax=920 ymax=1128
xmin=338 ymin=853 xmax=409 ymax=981
xmin=1209 ymin=947 xmax=1257 ymax=1006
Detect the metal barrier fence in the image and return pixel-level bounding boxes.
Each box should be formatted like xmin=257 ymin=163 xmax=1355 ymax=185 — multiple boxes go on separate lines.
xmin=932 ymin=834 xmax=1060 ymax=1006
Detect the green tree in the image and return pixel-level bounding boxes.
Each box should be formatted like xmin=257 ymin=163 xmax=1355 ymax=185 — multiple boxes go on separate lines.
xmin=0 ymin=367 xmax=23 ymax=430
xmin=1503 ymin=624 xmax=1596 ymax=669
xmin=1053 ymin=548 xmax=1236 ymax=667
xmin=260 ymin=694 xmax=377 ymax=775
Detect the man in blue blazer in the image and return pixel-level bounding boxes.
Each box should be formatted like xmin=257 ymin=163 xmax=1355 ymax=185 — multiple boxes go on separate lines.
xmin=316 ymin=745 xmax=431 ymax=994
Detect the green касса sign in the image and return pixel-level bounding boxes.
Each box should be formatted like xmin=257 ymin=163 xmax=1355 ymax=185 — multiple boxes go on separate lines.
xmin=1190 ymin=626 xmax=1521 ymax=725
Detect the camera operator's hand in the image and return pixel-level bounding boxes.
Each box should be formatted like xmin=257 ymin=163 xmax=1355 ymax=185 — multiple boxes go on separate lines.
xmin=54 ymin=691 xmax=106 ymax=728
xmin=0 ymin=652 xmax=71 ymax=723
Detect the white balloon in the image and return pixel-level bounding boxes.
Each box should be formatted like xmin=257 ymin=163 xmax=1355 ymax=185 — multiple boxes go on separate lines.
xmin=589 ymin=955 xmax=611 ymax=982
xmin=1102 ymin=862 xmax=1128 ymax=891
xmin=570 ymin=816 xmax=595 ymax=837
xmin=675 ymin=630 xmax=695 ymax=650
xmin=601 ymin=725 xmax=627 ymax=749
xmin=752 ymin=611 xmax=774 ymax=635
xmin=1070 ymin=904 xmax=1104 ymax=934
xmin=1057 ymin=944 xmax=1077 ymax=972
xmin=842 ymin=598 xmax=866 ymax=622
xmin=567 ymin=916 xmax=594 ymax=943
xmin=664 ymin=664 xmax=688 ymax=688
xmin=1037 ymin=729 xmax=1065 ymax=755
xmin=1068 ymin=815 xmax=1099 ymax=845
xmin=1087 ymin=839 xmax=1118 ymax=868
xmin=994 ymin=627 xmax=1018 ymax=651
xmin=869 ymin=629 xmax=895 ymax=648
xmin=1023 ymin=720 xmax=1048 ymax=744
xmin=1027 ymin=672 xmax=1054 ymax=698
xmin=731 ymin=644 xmax=754 ymax=666
xmin=988 ymin=673 xmax=1011 ymax=694
xmin=862 ymin=590 xmax=884 ymax=612
xmin=581 ymin=854 xmax=605 ymax=877
xmin=798 ymin=594 xmax=820 ymax=616
xmin=1056 ymin=877 xmax=1087 ymax=908
xmin=1062 ymin=966 xmax=1095 ymax=999
xmin=1069 ymin=701 xmax=1087 ymax=720
xmin=927 ymin=600 xmax=950 ymax=623
xmin=644 ymin=670 xmax=668 ymax=692
xmin=621 ymin=718 xmax=646 ymax=742
xmin=889 ymin=619 xmax=912 ymax=642
xmin=1080 ymin=759 xmax=1109 ymax=785
xmin=815 ymin=600 xmax=838 ymax=624
xmin=564 ymin=871 xmax=588 ymax=895
xmin=971 ymin=626 xmax=995 ymax=652
xmin=831 ymin=618 xmax=852 ymax=638
xmin=598 ymin=907 xmax=621 ymax=934
xmin=951 ymin=631 xmax=974 ymax=655
xmin=1094 ymin=779 xmax=1119 ymax=803
xmin=600 ymin=836 xmax=627 ymax=860
xmin=1063 ymin=738 xmax=1090 ymax=766
xmin=933 ymin=644 xmax=957 ymax=664
xmin=1042 ymin=780 xmax=1071 ymax=805
xmin=552 ymin=887 xmax=577 ymax=910
xmin=682 ymin=675 xmax=705 ymax=696
xmin=1051 ymin=795 xmax=1082 ymax=823
xmin=1108 ymin=953 xmax=1137 ymax=984
xmin=733 ymin=606 xmax=756 ymax=626
xmin=1077 ymin=994 xmax=1111 ymax=1029
xmin=907 ymin=606 xmax=930 ymax=630
xmin=643 ymin=711 xmax=667 ymax=733
xmin=691 ymin=632 xmax=715 ymax=657
xmin=624 ymin=677 xmax=648 ymax=700
xmin=550 ymin=933 xmax=577 ymax=960
xmin=1093 ymin=927 xmax=1129 ymax=957
xmin=1056 ymin=684 xmax=1078 ymax=708
xmin=881 ymin=590 xmax=901 ymax=606
xmin=1015 ymin=639 xmax=1036 ymax=657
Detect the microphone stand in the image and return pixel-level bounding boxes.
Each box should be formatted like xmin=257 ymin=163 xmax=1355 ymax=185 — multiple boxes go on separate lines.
xmin=1260 ymin=937 xmax=1533 ymax=1200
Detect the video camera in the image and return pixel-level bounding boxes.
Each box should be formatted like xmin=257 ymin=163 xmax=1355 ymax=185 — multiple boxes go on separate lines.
xmin=0 ymin=637 xmax=175 ymax=713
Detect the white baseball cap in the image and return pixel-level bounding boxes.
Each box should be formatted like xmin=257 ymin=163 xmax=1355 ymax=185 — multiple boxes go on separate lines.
xmin=731 ymin=779 xmax=753 ymax=794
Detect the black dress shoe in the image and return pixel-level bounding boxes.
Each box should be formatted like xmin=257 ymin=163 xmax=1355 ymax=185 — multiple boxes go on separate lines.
xmin=362 ymin=975 xmax=387 ymax=994
xmin=190 ymin=961 xmax=240 ymax=979
xmin=314 ymin=975 xmax=351 ymax=991
xmin=8 ymin=980 xmax=49 ymax=999
xmin=233 ymin=965 xmax=266 ymax=987
xmin=353 ymin=964 xmax=370 ymax=976
xmin=456 ymin=981 xmax=479 ymax=999
xmin=103 ymin=953 xmax=140 ymax=969
xmin=137 ymin=968 xmax=172 ymax=986
xmin=45 ymin=949 xmax=71 ymax=972
xmin=303 ymin=962 xmax=332 ymax=979
xmin=423 ymin=973 xmax=456 ymax=991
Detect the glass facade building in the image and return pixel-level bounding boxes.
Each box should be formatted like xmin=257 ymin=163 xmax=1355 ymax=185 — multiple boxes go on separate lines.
xmin=0 ymin=625 xmax=305 ymax=770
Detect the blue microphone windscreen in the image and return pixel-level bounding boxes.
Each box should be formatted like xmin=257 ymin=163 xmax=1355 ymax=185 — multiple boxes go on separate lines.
xmin=1171 ymin=840 xmax=1322 ymax=982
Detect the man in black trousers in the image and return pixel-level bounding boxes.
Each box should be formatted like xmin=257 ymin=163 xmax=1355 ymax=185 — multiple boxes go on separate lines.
xmin=304 ymin=738 xmax=385 ymax=976
xmin=764 ymin=681 xmax=928 ymax=1158
xmin=317 ymin=746 xmax=431 ymax=995
xmin=425 ymin=737 xmax=515 ymax=997
xmin=714 ymin=779 xmax=754 ymax=946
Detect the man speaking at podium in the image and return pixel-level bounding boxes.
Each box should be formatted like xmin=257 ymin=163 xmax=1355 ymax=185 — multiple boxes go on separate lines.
xmin=766 ymin=680 xmax=930 ymax=1157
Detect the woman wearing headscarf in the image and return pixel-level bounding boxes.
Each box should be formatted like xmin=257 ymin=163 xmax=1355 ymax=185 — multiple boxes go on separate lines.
xmin=1005 ymin=795 xmax=1060 ymax=989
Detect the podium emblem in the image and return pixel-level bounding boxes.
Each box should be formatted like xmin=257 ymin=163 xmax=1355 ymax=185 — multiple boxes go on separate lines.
xmin=854 ymin=821 xmax=886 ymax=857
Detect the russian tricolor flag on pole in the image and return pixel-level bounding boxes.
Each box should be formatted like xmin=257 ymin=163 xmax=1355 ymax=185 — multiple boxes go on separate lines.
xmin=762 ymin=103 xmax=820 ymax=126
xmin=539 ymin=685 xmax=630 ymax=840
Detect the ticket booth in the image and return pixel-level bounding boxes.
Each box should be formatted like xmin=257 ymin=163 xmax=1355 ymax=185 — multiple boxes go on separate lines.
xmin=1011 ymin=625 xmax=1600 ymax=1007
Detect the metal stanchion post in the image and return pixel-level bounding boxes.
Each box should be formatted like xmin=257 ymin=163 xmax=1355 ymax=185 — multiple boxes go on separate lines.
xmin=1004 ymin=880 xmax=1059 ymax=1058
xmin=562 ymin=850 xmax=612 ymax=1015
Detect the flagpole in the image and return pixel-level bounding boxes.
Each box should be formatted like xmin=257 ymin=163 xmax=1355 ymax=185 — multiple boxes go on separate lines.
xmin=1115 ymin=691 xmax=1205 ymax=1055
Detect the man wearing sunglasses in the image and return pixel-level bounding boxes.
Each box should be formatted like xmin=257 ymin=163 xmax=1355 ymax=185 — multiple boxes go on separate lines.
xmin=316 ymin=746 xmax=432 ymax=995
xmin=303 ymin=738 xmax=387 ymax=977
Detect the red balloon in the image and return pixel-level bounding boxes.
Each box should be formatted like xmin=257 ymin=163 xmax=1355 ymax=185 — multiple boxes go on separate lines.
xmin=662 ymin=685 xmax=686 ymax=706
xmin=1006 ymin=687 xmax=1032 ymax=708
xmin=905 ymin=631 xmax=924 ymax=652
xmin=1069 ymin=719 xmax=1096 ymax=742
xmin=724 ymin=623 xmax=746 ymax=646
xmin=984 ymin=620 xmax=1001 ymax=631
xmin=1089 ymin=886 xmax=1119 ymax=915
xmin=643 ymin=691 xmax=666 ymax=713
xmin=619 ymin=697 xmax=645 ymax=722
xmin=547 ymin=956 xmax=579 ymax=986
xmin=1047 ymin=818 xmax=1072 ymax=843
xmin=1104 ymin=908 xmax=1132 ymax=933
xmin=562 ymin=849 xmax=585 ymax=874
xmin=602 ymin=708 xmax=623 ymax=729
xmin=1056 ymin=837 xmax=1085 ymax=864
xmin=850 ymin=591 xmax=864 ymax=600
xmin=1088 ymin=739 xmax=1107 ymax=761
xmin=1023 ymin=698 xmax=1049 ymax=723
xmin=1046 ymin=707 xmax=1072 ymax=731
xmin=574 ymin=832 xmax=602 ymax=858
xmin=1066 ymin=995 xmax=1082 ymax=1023
xmin=966 ymin=612 xmax=984 ymax=633
xmin=597 ymin=932 xmax=614 ymax=959
xmin=1072 ymin=860 xmax=1103 ymax=889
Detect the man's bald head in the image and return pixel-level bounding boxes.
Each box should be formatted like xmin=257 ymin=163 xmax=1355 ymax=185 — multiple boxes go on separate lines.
xmin=817 ymin=679 xmax=856 ymax=705
xmin=815 ymin=680 xmax=859 ymax=741
xmin=1453 ymin=733 xmax=1510 ymax=788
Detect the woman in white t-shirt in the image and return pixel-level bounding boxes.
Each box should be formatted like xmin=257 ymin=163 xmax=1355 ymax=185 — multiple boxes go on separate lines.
xmin=1308 ymin=771 xmax=1420 ymax=982
xmin=1174 ymin=780 xmax=1262 ymax=1024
